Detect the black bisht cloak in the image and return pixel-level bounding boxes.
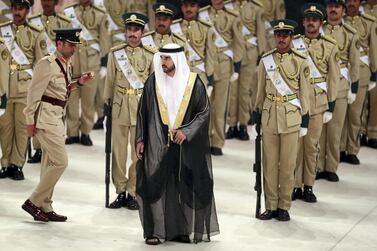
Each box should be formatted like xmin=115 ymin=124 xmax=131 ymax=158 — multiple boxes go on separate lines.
xmin=135 ymin=72 xmax=219 ymax=242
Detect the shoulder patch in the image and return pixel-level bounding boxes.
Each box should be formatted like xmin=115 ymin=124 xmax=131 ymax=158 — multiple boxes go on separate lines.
xmin=28 ymin=13 xmax=42 ymax=20
xmin=321 ymin=34 xmax=337 ymax=45
xmin=343 ymin=23 xmax=357 ymax=34
xmin=225 ymin=8 xmax=239 ymax=17
xmin=57 ymin=13 xmax=72 ymax=23
xmin=142 ymin=30 xmax=155 ymax=38
xmin=262 ymin=48 xmax=277 ymax=58
xmin=93 ymin=5 xmax=106 ymax=13
xmin=0 ymin=20 xmax=13 ymax=28
xmin=198 ymin=19 xmax=212 ymax=27
xmin=292 ymin=48 xmax=307 ymax=59
xmin=144 ymin=44 xmax=158 ymax=54
xmin=110 ymin=43 xmax=127 ymax=52
xmin=28 ymin=22 xmax=43 ymax=32
xmin=46 ymin=54 xmax=56 ymax=63
xmin=173 ymin=32 xmax=186 ymax=42
xmin=361 ymin=13 xmax=376 ymax=22
xmin=173 ymin=18 xmax=182 ymax=24
xmin=251 ymin=0 xmax=264 ymax=8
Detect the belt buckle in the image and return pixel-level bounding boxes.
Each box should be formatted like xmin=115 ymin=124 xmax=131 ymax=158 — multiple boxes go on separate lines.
xmin=10 ymin=64 xmax=17 ymax=71
xmin=283 ymin=96 xmax=288 ymax=102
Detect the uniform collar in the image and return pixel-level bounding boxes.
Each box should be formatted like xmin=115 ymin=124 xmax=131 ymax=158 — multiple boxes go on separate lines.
xmin=276 ymin=49 xmax=292 ymax=58
xmin=304 ymin=34 xmax=322 ymax=43
xmin=156 ymin=31 xmax=172 ymax=37
xmin=126 ymin=43 xmax=143 ymax=51
xmin=325 ymin=22 xmax=342 ymax=30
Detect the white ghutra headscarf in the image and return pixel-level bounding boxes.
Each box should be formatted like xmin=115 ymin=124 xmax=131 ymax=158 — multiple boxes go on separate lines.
xmin=153 ymin=43 xmax=190 ymax=128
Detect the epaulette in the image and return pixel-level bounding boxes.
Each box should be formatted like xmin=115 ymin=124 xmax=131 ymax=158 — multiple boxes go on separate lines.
xmin=142 ymin=30 xmax=155 ymax=38
xmin=144 ymin=44 xmax=158 ymax=54
xmin=251 ymin=0 xmax=264 ymax=8
xmin=111 ymin=43 xmax=127 ymax=52
xmin=64 ymin=2 xmax=78 ymax=9
xmin=198 ymin=19 xmax=212 ymax=27
xmin=56 ymin=13 xmax=72 ymax=23
xmin=225 ymin=7 xmax=239 ymax=17
xmin=199 ymin=5 xmax=210 ymax=13
xmin=173 ymin=18 xmax=182 ymax=24
xmin=93 ymin=4 xmax=106 ymax=13
xmin=293 ymin=34 xmax=302 ymax=39
xmin=321 ymin=34 xmax=337 ymax=45
xmin=46 ymin=54 xmax=56 ymax=63
xmin=173 ymin=32 xmax=186 ymax=42
xmin=262 ymin=48 xmax=276 ymax=58
xmin=361 ymin=13 xmax=376 ymax=22
xmin=343 ymin=23 xmax=357 ymax=34
xmin=28 ymin=13 xmax=42 ymax=20
xmin=27 ymin=22 xmax=43 ymax=32
xmin=0 ymin=20 xmax=13 ymax=28
xmin=292 ymin=48 xmax=307 ymax=59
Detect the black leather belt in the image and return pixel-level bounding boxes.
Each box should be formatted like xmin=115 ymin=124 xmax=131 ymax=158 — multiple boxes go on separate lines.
xmin=41 ymin=95 xmax=66 ymax=108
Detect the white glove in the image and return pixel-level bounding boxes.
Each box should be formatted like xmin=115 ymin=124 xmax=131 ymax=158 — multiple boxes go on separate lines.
xmin=99 ymin=66 xmax=107 ymax=79
xmin=369 ymin=81 xmax=376 ymax=91
xmin=323 ymin=111 xmax=333 ymax=124
xmin=250 ymin=125 xmax=258 ymax=140
xmin=347 ymin=90 xmax=356 ymax=104
xmin=299 ymin=127 xmax=308 ymax=137
xmin=230 ymin=72 xmax=239 ymax=82
xmin=207 ymin=85 xmax=213 ymax=97
xmin=0 ymin=108 xmax=5 ymax=117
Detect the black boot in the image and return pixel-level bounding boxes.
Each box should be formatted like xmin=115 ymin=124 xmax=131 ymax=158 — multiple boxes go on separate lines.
xmin=258 ymin=209 xmax=277 ymax=220
xmin=327 ymin=172 xmax=339 ymax=182
xmin=127 ymin=195 xmax=139 ymax=210
xmin=10 ymin=165 xmax=24 ymax=180
xmin=277 ymin=208 xmax=290 ymax=221
xmin=80 ymin=134 xmax=93 ymax=146
xmin=345 ymin=154 xmax=360 ymax=165
xmin=292 ymin=187 xmax=303 ymax=201
xmin=225 ymin=126 xmax=239 ymax=139
xmin=27 ymin=149 xmax=42 ymax=163
xmin=210 ymin=147 xmax=223 ymax=156
xmin=303 ymin=185 xmax=317 ymax=203
xmin=93 ymin=117 xmax=104 ymax=130
xmin=108 ymin=192 xmax=128 ymax=209
xmin=360 ymin=134 xmax=368 ymax=146
xmin=65 ymin=136 xmax=80 ymax=145
xmin=367 ymin=138 xmax=377 ymax=149
xmin=238 ymin=125 xmax=250 ymax=141
xmin=315 ymin=171 xmax=328 ymax=180
xmin=0 ymin=167 xmax=10 ymax=179
xmin=340 ymin=151 xmax=347 ymax=163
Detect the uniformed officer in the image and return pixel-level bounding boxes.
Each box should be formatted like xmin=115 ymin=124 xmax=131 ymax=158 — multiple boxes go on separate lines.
xmin=0 ymin=0 xmax=47 ymax=180
xmin=254 ymin=19 xmax=310 ymax=221
xmin=341 ymin=0 xmax=377 ymax=163
xmin=359 ymin=0 xmax=377 ymax=148
xmin=141 ymin=2 xmax=186 ymax=51
xmin=0 ymin=0 xmax=12 ymax=23
xmin=103 ymin=12 xmax=155 ymax=210
xmin=259 ymin=0 xmax=286 ymax=51
xmin=64 ymin=0 xmax=111 ymax=146
xmin=171 ymin=0 xmax=215 ymax=87
xmin=198 ymin=0 xmax=243 ymax=156
xmin=26 ymin=0 xmax=71 ymax=164
xmin=91 ymin=0 xmax=153 ymax=131
xmin=292 ymin=3 xmax=339 ymax=202
xmin=225 ymin=0 xmax=267 ymax=141
xmin=317 ymin=0 xmax=360 ymax=182
xmin=22 ymin=28 xmax=94 ymax=222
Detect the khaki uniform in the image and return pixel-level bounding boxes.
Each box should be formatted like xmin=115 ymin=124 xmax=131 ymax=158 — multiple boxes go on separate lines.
xmin=0 ymin=0 xmax=11 ymax=24
xmin=254 ymin=49 xmax=310 ymax=210
xmin=361 ymin=2 xmax=377 ymax=140
xmin=0 ymin=36 xmax=6 ymax=95
xmin=65 ymin=3 xmax=110 ymax=138
xmin=103 ymin=43 xmax=154 ymax=197
xmin=198 ymin=5 xmax=243 ymax=149
xmin=227 ymin=0 xmax=267 ymax=127
xmin=0 ymin=21 xmax=47 ymax=168
xmin=141 ymin=30 xmax=187 ymax=50
xmin=294 ymin=35 xmax=339 ymax=187
xmin=28 ymin=12 xmax=72 ymax=150
xmin=259 ymin=0 xmax=286 ymax=51
xmin=171 ymin=18 xmax=216 ymax=86
xmin=23 ymin=53 xmax=71 ymax=212
xmin=319 ymin=22 xmax=360 ymax=173
xmin=342 ymin=13 xmax=377 ymax=154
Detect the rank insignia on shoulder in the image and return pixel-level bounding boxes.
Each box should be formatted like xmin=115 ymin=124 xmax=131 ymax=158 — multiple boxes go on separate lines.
xmin=1 ymin=49 xmax=9 ymax=60
xmin=40 ymin=40 xmax=47 ymax=50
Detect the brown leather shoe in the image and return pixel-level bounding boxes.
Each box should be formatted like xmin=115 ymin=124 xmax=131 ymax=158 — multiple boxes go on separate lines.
xmin=46 ymin=211 xmax=67 ymax=222
xmin=21 ymin=199 xmax=49 ymax=222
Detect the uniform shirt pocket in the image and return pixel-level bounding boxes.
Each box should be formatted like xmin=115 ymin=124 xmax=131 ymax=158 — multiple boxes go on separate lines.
xmin=38 ymin=102 xmax=61 ymax=126
xmin=285 ymin=104 xmax=301 ymax=128
xmin=17 ymin=71 xmax=32 ymax=93
xmin=314 ymin=87 xmax=328 ymax=108
xmin=261 ymin=101 xmax=272 ymax=127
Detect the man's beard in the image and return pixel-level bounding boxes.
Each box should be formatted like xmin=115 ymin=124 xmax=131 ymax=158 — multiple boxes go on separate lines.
xmin=162 ymin=65 xmax=175 ymax=74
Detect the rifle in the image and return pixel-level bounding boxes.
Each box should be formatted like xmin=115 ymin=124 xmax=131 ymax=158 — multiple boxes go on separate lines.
xmin=27 ymin=138 xmax=32 ymax=160
xmin=104 ymin=101 xmax=112 ymax=208
xmin=253 ymin=112 xmax=262 ymax=219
